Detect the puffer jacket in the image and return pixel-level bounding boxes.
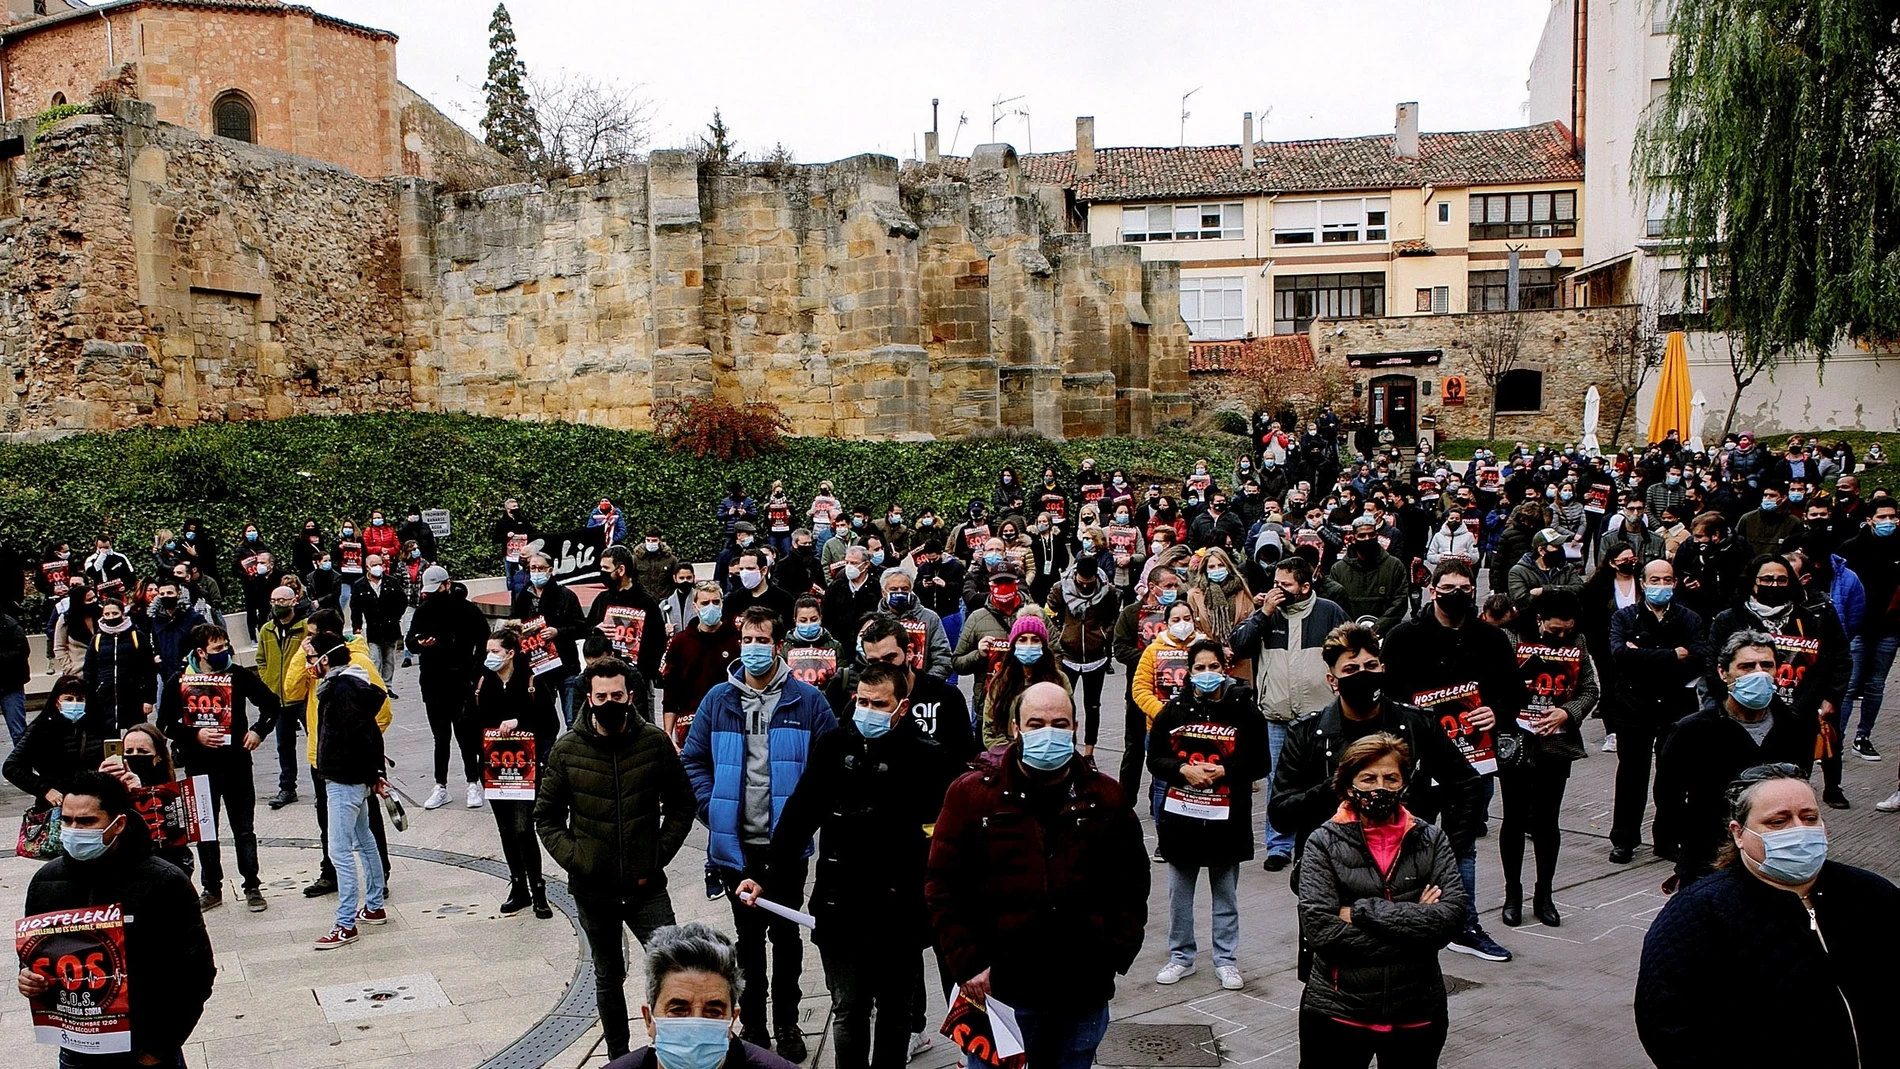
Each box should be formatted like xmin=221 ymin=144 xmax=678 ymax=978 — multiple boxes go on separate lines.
xmin=680 ymin=661 xmax=837 ymax=871
xmin=82 ymin=627 xmax=159 ymax=729
xmin=925 ymin=745 xmax=1149 ymax=1010
xmin=1330 ymin=547 xmax=1410 ymax=634
xmin=1653 ymin=696 xmax=1814 ymax=883
xmin=631 ymin=541 xmax=682 ymax=602
xmin=1297 ymin=812 xmax=1466 ymax=1025
xmin=23 ymin=820 xmax=215 ymax=1058
xmin=1046 ymin=570 xmax=1119 ymax=671
xmin=1147 ymin=680 xmax=1272 ymax=866
xmin=3 ymin=702 xmax=116 ymax=806
xmin=1637 ymin=861 xmax=1899 ymax=1069
xmin=535 ymin=702 xmax=699 ymax=898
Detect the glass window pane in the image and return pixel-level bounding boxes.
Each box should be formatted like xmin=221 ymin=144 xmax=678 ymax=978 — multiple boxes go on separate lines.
xmin=1176 ymin=206 xmax=1201 ymax=234
xmin=1486 ymin=197 xmax=1507 ymax=224
xmin=1223 ymin=288 xmax=1244 ymax=317
xmin=1123 ymin=207 xmax=1147 ymax=235
xmin=1275 ymin=200 xmax=1317 ymax=229
xmin=1150 ymin=206 xmax=1173 ymax=236
xmin=1555 ymin=191 xmax=1576 ymax=219
xmin=1509 ymin=194 xmax=1531 ymax=222
xmin=1471 ymin=197 xmax=1487 ymax=223
xmin=1531 ymin=193 xmax=1552 ymax=222
xmin=1224 ymin=203 xmax=1244 ymax=229
xmin=1320 ymin=199 xmax=1362 ymax=225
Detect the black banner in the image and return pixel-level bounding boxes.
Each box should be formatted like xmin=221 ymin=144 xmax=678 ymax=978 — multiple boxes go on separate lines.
xmin=530 ymin=526 xmax=608 ymax=586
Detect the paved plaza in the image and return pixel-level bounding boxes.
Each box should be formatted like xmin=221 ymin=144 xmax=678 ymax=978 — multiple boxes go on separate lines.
xmin=4 ymin=610 xmax=1897 ymax=1069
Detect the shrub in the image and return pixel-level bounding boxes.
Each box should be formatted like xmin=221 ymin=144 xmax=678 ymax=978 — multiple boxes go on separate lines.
xmin=1213 ymin=409 xmax=1250 ymax=435
xmin=652 ymin=398 xmax=794 ymax=461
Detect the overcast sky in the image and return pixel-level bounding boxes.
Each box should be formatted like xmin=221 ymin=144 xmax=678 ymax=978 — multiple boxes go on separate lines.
xmin=317 ymin=0 xmax=1555 ymax=163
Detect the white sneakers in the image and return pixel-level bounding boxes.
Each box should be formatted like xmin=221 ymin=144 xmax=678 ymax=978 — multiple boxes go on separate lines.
xmin=907 ymin=1033 xmax=932 ymax=1062
xmin=1602 ymin=734 xmax=1618 ymax=753
xmin=1155 ymin=962 xmax=1196 ymax=985
xmin=1216 ymin=966 xmax=1243 ymax=990
xmin=1876 ymin=790 xmax=1900 ymax=812
xmin=466 ymin=782 xmax=485 ymax=809
xmin=423 ymin=785 xmax=451 ymax=810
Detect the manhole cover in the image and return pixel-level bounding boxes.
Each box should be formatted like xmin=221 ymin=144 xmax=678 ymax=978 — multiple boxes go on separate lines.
xmin=1445 ymin=974 xmax=1482 ymax=996
xmin=313 ymin=973 xmax=451 ymax=1023
xmin=1094 ymin=1023 xmax=1220 ymax=1067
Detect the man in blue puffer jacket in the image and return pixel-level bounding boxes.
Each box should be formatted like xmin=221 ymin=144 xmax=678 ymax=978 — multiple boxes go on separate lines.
xmin=682 ymin=605 xmax=837 ymax=1059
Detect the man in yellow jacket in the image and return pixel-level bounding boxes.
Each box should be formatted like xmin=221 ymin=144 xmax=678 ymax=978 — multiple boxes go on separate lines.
xmin=283 ymin=608 xmax=394 ymax=898
xmin=256 ymin=585 xmax=311 ymax=810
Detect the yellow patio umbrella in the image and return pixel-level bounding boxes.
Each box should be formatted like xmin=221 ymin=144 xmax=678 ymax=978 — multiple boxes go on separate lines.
xmin=1647 ymin=331 xmax=1693 ymax=444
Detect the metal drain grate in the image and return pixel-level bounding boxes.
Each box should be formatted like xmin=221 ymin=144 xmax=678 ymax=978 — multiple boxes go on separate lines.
xmin=1444 ymin=974 xmax=1483 ymax=996
xmin=1094 ymin=1023 xmax=1221 ymax=1067
xmin=314 ymin=973 xmax=452 ymax=1023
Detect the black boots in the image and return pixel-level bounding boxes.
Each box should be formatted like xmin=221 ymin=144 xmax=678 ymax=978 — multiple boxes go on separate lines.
xmin=500 ymin=879 xmax=533 ymax=916
xmin=1500 ymin=884 xmax=1524 ymax=928
xmin=1533 ymin=884 xmax=1561 ymax=927
xmin=531 ymin=879 xmax=551 ymax=920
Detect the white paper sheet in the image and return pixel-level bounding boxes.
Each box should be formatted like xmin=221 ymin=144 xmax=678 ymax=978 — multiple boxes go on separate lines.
xmin=741 ymin=893 xmax=817 ymax=929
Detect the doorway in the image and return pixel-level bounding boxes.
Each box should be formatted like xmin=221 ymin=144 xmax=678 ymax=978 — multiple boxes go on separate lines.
xmin=1369 ymin=374 xmax=1417 ymax=444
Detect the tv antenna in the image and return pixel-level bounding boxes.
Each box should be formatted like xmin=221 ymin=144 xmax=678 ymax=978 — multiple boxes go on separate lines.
xmin=948 ymin=111 xmax=969 ymax=155
xmin=1180 ymin=86 xmax=1202 ymax=145
xmin=992 ymin=94 xmax=1031 ymax=150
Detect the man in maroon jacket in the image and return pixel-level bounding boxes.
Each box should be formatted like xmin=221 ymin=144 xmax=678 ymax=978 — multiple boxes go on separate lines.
xmin=659 ymin=581 xmax=739 ymax=748
xmin=925 ymin=682 xmax=1149 ymax=1069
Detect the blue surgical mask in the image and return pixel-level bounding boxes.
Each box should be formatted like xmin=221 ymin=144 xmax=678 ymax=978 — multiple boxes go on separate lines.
xmin=698 ymin=604 xmax=723 ymax=628
xmin=1157 ymin=588 xmax=1179 ymax=606
xmin=484 ymin=653 xmax=507 ymax=672
xmin=1190 ymin=670 xmax=1226 ymax=694
xmin=58 ymin=700 xmax=86 ymax=722
xmin=794 ymin=622 xmax=822 ymax=641
xmin=871 ymin=550 xmax=886 ymax=566
xmin=1645 ymin=585 xmax=1675 ymax=607
xmin=1729 ymin=670 xmax=1776 ymax=710
xmin=245 ymin=531 xmax=257 ymax=542
xmin=739 ymin=643 xmax=776 ymax=676
xmin=1877 ymin=521 xmax=1900 ymax=538
xmin=62 ymin=819 xmax=118 ymax=862
xmin=319 ymin=561 xmax=333 ymax=571
xmin=1020 ymin=726 xmax=1075 ymax=770
xmin=1013 ymin=644 xmax=1043 ymax=665
xmin=983 ymin=553 xmax=1005 ymax=568
xmin=886 ymin=592 xmax=912 ymax=612
xmin=854 ymin=706 xmax=893 ymax=739
xmin=1788 ymin=492 xmax=1806 ymax=504
xmin=1206 ymin=567 xmax=1229 ymax=583
xmin=1761 ymin=499 xmax=1780 ymax=512
xmin=1081 ymin=538 xmax=1096 ymax=552
xmin=342 ymin=528 xmax=355 ymax=537
xmin=651 ymin=1017 xmax=733 ymax=1069
xmin=1745 ymin=825 xmax=1828 ymax=884
xmin=529 ymin=571 xmax=550 ymax=587
xmin=372 ymin=518 xmax=384 ymax=526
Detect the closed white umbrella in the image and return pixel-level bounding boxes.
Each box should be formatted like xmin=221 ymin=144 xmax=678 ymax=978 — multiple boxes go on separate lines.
xmin=1580 ymin=385 xmax=1601 ymax=456
xmin=1688 ymin=390 xmax=1708 ymax=454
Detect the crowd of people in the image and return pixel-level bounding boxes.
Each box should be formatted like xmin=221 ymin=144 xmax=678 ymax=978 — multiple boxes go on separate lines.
xmin=5 ymin=413 xmax=1896 ymax=1069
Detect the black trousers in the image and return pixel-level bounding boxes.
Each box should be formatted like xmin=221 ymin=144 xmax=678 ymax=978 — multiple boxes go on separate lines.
xmin=718 ymin=845 xmax=809 ymax=1039
xmin=1117 ymin=674 xmax=1146 ymax=806
xmin=1498 ymin=761 xmax=1572 ymax=888
xmin=491 ymin=798 xmax=541 ymax=886
xmin=575 ymin=887 xmax=678 ymax=1058
xmin=195 ymin=757 xmax=260 ymax=894
xmin=1609 ymin=720 xmax=1670 ymax=851
xmin=820 ymin=938 xmax=915 ymax=1069
xmin=1299 ymin=1010 xmax=1447 ymax=1069
xmin=313 ymin=767 xmax=389 ymax=882
xmin=1062 ymin=664 xmax=1108 ymax=747
xmin=424 ymin=686 xmax=481 ymax=785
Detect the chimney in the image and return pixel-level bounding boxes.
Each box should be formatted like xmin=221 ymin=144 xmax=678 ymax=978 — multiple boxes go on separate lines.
xmin=924 ymin=131 xmax=940 ymax=163
xmin=1242 ymin=111 xmax=1255 ymax=170
xmin=1395 ymin=101 xmax=1419 ymax=160
xmin=1075 ymin=116 xmax=1096 ymax=178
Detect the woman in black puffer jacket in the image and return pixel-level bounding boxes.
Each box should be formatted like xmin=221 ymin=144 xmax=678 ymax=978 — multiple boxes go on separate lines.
xmin=1297 ymin=732 xmax=1466 ymax=1068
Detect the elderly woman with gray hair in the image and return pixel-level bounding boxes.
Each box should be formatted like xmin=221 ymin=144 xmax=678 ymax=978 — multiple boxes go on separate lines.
xmin=607 ymin=922 xmax=799 ymax=1069
xmin=1636 ymin=764 xmax=1898 ymax=1069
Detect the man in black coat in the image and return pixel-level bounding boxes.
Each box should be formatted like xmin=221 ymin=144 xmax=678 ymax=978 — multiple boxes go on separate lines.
xmin=724 ymin=548 xmax=796 ymax=623
xmin=19 ymin=771 xmax=216 ymax=1066
xmin=585 ymin=546 xmax=670 ymax=689
xmin=405 ymin=566 xmax=492 ymax=810
xmin=822 ymin=545 xmax=882 ymax=645
xmin=832 ymin=614 xmax=979 ymax=762
xmin=351 ymin=553 xmax=410 ymax=698
xmin=510 ymin=551 xmax=588 ymax=728
xmin=1607 ymin=559 xmax=1708 ymax=865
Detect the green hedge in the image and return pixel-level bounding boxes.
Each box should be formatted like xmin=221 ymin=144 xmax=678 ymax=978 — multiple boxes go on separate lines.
xmin=0 ymin=412 xmax=1239 ymax=591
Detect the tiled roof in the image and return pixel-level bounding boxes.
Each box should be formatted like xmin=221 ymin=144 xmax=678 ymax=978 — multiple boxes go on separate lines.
xmin=955 ymin=122 xmax=1579 ymax=203
xmin=1189 ymin=334 xmax=1316 ymax=373
xmin=3 ymin=0 xmax=396 ymax=42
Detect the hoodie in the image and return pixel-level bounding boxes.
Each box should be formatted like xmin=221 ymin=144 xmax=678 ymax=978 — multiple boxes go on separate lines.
xmin=314 ymin=663 xmax=387 ymax=784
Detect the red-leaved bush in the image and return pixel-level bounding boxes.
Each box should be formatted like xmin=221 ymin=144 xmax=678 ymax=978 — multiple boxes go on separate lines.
xmin=652 ymin=398 xmax=795 ymax=461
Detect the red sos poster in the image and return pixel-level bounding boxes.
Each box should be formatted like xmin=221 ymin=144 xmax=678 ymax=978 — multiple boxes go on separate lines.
xmin=1038 ymin=492 xmax=1067 ymax=521
xmin=1515 ymin=643 xmax=1583 ymax=731
xmin=505 ymin=533 xmax=530 ymax=563
xmin=1136 ymin=607 xmax=1167 ymax=649
xmin=1770 ymin=633 xmax=1820 ymax=706
xmin=16 ymin=906 xmax=132 ymax=1054
xmin=1583 ymin=486 xmax=1610 ymax=514
xmin=1414 ymin=680 xmax=1497 ymax=774
xmin=1152 ymin=647 xmax=1189 ymax=706
xmin=977 ymin=636 xmax=1011 ymax=676
xmin=1161 ymin=720 xmax=1237 ymax=821
xmin=338 ymin=541 xmax=365 ymax=575
xmin=517 ymin=617 xmax=565 ymax=677
xmin=1477 ymin=465 xmax=1501 ymax=493
xmin=181 ymin=673 xmax=234 ymax=744
xmin=785 ymin=646 xmax=838 ymax=689
xmin=40 ymin=560 xmax=69 ymax=597
xmin=1107 ymin=528 xmax=1138 ymax=561
xmin=962 ymin=524 xmax=990 ymax=552
xmin=132 ymin=776 xmax=219 ymax=848
xmin=482 ymin=731 xmax=537 ymax=801
xmin=900 ymin=618 xmax=928 ymax=670
xmin=940 ymin=991 xmax=1026 ymax=1069
xmin=604 ymin=606 xmax=646 ymax=658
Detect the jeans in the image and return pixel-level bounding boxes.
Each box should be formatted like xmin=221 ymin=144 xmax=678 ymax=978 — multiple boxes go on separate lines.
xmin=574 ymin=887 xmax=678 ymax=1058
xmin=369 ymin=641 xmax=401 ymax=691
xmin=313 ymin=767 xmax=389 ymax=883
xmin=1061 ymin=664 xmax=1108 ymax=747
xmin=1261 ymin=721 xmax=1293 ymax=857
xmin=492 ymin=799 xmax=542 ymax=885
xmin=560 ymin=670 xmax=582 ymax=729
xmin=196 ymin=758 xmax=261 ymax=894
xmin=820 ymin=939 xmax=915 ymax=1069
xmin=337 ymin=582 xmax=354 ymax=622
xmin=1013 ymin=1002 xmax=1111 ymax=1069
xmin=1 ymin=689 xmax=24 ymax=745
xmin=325 ymin=780 xmax=385 ymax=929
xmin=718 ymin=845 xmax=808 ymax=1038
xmin=425 ymin=686 xmax=481 ymax=785
xmin=1846 ymin=632 xmax=1900 ymax=738
xmin=1297 ymin=1009 xmax=1447 ymax=1069
xmin=1455 ymin=850 xmax=1479 ymax=929
xmin=1167 ymin=862 xmax=1239 ymax=968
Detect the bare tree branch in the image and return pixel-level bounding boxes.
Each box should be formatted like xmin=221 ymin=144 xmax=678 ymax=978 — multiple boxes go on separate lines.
xmin=526 ymin=72 xmax=652 ymax=178
xmin=1466 ymin=310 xmax=1529 ymax=441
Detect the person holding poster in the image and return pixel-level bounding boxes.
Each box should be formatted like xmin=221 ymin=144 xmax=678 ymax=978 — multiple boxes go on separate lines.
xmin=950 ymin=572 xmax=1041 ymax=745
xmin=783 ymin=597 xmax=843 ymax=695
xmin=155 ymin=624 xmax=279 ymax=913
xmin=1498 ymin=591 xmax=1598 ymax=930
xmin=1147 ymin=641 xmax=1269 ymax=992
xmin=876 ymin=571 xmax=952 ymax=681
xmin=1382 ymin=559 xmax=1526 ymax=964
xmin=471 ymin=627 xmax=559 ymax=919
xmin=489 ymin=498 xmax=539 ymax=589
xmin=588 ymin=546 xmax=670 ymax=690
xmin=660 ymin=583 xmax=739 ymax=749
xmin=102 ymin=723 xmax=198 ymax=878
xmin=509 ymin=552 xmax=588 ymax=729
xmin=1113 ymin=567 xmax=1183 ymax=810
xmin=17 ymin=770 xmax=214 ymax=1065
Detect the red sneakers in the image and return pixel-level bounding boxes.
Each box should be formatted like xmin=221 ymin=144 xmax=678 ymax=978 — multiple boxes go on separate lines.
xmin=313 ymin=925 xmax=359 ymax=950
xmin=357 ymin=907 xmax=389 ymax=926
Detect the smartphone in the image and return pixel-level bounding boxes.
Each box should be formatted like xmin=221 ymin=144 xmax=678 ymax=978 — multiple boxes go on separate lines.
xmin=103 ymin=739 xmax=124 ymax=761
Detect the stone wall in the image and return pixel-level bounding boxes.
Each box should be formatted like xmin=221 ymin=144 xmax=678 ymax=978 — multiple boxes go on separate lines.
xmin=0 ymin=111 xmax=1193 ymax=441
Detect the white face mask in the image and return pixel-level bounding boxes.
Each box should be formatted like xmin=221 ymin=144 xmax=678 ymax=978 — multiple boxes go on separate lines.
xmin=644 ymin=540 xmax=660 ymax=552
xmin=1168 ymin=620 xmax=1195 ymax=641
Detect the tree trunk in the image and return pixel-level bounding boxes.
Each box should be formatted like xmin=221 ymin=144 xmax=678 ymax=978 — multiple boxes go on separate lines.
xmin=1487 ymin=397 xmax=1500 ymax=441
xmin=1720 ymin=379 xmax=1745 ymax=439
xmin=1607 ymin=394 xmax=1635 ymax=451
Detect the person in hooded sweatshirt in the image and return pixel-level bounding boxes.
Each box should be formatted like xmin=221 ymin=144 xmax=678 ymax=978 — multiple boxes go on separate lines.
xmin=1047 ymin=557 xmax=1119 ymax=756
xmin=82 ymin=597 xmax=158 ymax=730
xmin=406 ymin=565 xmax=492 ymax=811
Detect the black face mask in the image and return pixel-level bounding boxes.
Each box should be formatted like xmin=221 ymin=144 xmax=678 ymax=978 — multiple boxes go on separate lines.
xmin=591 ymin=700 xmax=630 ymax=734
xmin=157 ymin=596 xmax=180 ymax=613
xmin=1349 ymin=785 xmax=1405 ymax=823
xmin=1754 ymin=585 xmax=1794 ymax=607
xmin=676 ymin=580 xmax=694 ymax=593
xmin=1614 ymin=560 xmax=1639 ymax=576
xmin=1436 ymin=590 xmax=1475 ymax=622
xmin=125 ymin=754 xmax=160 ymax=783
xmin=1540 ymin=628 xmax=1573 ymax=645
xmin=1351 ymin=540 xmax=1379 ymax=560
xmin=1335 ymin=669 xmax=1384 ymax=711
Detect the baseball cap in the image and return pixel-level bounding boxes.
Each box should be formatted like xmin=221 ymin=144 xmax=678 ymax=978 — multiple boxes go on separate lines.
xmin=420 ymin=565 xmax=450 ymax=593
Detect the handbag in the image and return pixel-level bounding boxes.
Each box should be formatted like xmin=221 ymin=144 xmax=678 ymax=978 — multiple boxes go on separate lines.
xmin=1494 ymin=731 xmax=1531 ymax=771
xmin=17 ymin=806 xmax=62 ymax=861
xmin=1536 ymin=730 xmax=1588 ymax=763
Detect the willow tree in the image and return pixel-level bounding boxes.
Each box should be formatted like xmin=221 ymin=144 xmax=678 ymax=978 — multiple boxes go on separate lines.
xmin=1635 ymin=0 xmax=1900 ymax=373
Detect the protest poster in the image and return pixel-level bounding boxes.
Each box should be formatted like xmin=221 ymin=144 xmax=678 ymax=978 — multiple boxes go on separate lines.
xmin=1769 ymin=632 xmax=1821 ymax=706
xmin=1161 ymin=720 xmax=1237 ymax=821
xmin=1477 ymin=465 xmax=1501 ymax=494
xmin=40 ymin=560 xmax=68 ymax=597
xmin=337 ymin=541 xmax=365 ymax=575
xmin=940 ymin=989 xmax=1026 ymax=1069
xmin=1152 ymin=647 xmax=1189 ymax=706
xmin=977 ymin=635 xmax=1011 ymax=675
xmin=505 ymin=533 xmax=530 ymax=563
xmin=421 ymin=509 xmax=452 ymax=537
xmin=1106 ymin=528 xmax=1138 ymax=561
xmin=131 ymin=776 xmax=218 ymax=849
xmin=517 ymin=617 xmax=565 ymax=677
xmin=180 ymin=673 xmax=234 ymax=745
xmin=1037 ymin=491 xmax=1067 ymax=521
xmin=482 ymin=731 xmax=537 ymax=801
xmin=785 ymin=645 xmax=838 ymax=690
xmin=900 ymin=618 xmax=928 ymax=670
xmin=1583 ymin=486 xmax=1610 ymax=515
xmin=1136 ymin=607 xmax=1167 ymax=647
xmin=1413 ymin=680 xmax=1497 ymax=774
xmin=16 ymin=905 xmax=131 ymax=1054
xmin=604 ymin=605 xmax=647 ymax=658
xmin=962 ymin=524 xmax=990 ymax=552
xmin=1515 ymin=643 xmax=1583 ymax=731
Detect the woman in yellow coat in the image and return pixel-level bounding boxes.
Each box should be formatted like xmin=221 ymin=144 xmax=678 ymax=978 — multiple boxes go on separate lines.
xmin=1134 ymin=599 xmax=1207 ymax=823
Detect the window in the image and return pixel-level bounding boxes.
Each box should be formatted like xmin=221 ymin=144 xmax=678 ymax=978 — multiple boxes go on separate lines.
xmin=1468 ymin=268 xmax=1571 ymax=311
xmin=1179 ymin=276 xmax=1247 ymax=339
xmin=1416 ymin=288 xmax=1433 ymax=312
xmin=1468 ymin=190 xmax=1576 ymax=239
xmin=1495 ymin=369 xmax=1544 ymax=413
xmin=1652 ymin=0 xmax=1674 ymax=34
xmin=1277 ymin=197 xmax=1390 ymax=245
xmin=1437 ymin=201 xmax=1450 ymax=224
xmin=213 ymin=91 xmax=255 ymax=143
xmin=1272 ymin=272 xmax=1385 ymax=334
xmin=1121 ymin=202 xmax=1242 ymax=242
xmin=1432 ymin=286 xmax=1450 ymax=314
xmin=1656 ymin=267 xmax=1719 ymax=331
xmin=1645 ymin=188 xmax=1681 ymax=238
